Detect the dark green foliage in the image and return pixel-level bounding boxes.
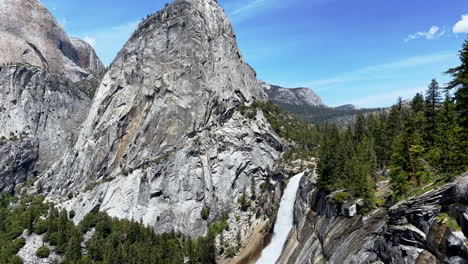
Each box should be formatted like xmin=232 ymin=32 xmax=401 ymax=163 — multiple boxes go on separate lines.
xmin=446 ymin=37 xmax=468 ymax=130
xmin=36 ymin=181 xmax=44 ymax=194
xmin=317 ymin=117 xmax=377 ymax=210
xmin=0 ymin=195 xmax=50 ymax=263
xmin=9 ymin=255 xmax=23 ymax=264
xmin=445 ymin=37 xmax=468 ymax=173
xmin=329 ymin=192 xmax=351 ymax=204
xmin=0 ymin=194 xmax=218 ymax=264
xmin=251 ymin=101 xmax=319 ymax=149
xmin=237 ymin=189 xmax=250 ymax=211
xmin=201 ymin=207 xmax=210 ymax=220
xmin=317 ymin=71 xmax=467 ymax=203
xmin=35 ymin=246 xmax=50 ymax=258
xmin=68 ymin=210 xmax=76 ymax=219
xmin=250 ymin=177 xmax=256 ymax=200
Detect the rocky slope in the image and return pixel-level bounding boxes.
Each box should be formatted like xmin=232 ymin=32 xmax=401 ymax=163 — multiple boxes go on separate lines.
xmin=41 ymin=0 xmax=282 ymax=240
xmin=0 ymin=66 xmax=93 ymax=193
xmin=0 ymin=0 xmax=105 ymax=81
xmin=261 ymin=82 xmax=324 ymax=107
xmin=278 ymin=172 xmax=468 ymax=264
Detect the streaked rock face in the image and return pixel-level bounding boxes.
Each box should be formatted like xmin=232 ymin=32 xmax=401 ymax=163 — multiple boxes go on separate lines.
xmin=70 ymin=38 xmax=105 ymax=76
xmin=0 ymin=0 xmax=104 ymax=193
xmin=42 ymin=0 xmax=281 ymax=237
xmin=0 ymin=66 xmax=92 ymax=193
xmin=0 ymin=136 xmax=38 ymax=194
xmin=279 ymin=173 xmax=468 ymax=264
xmin=0 ymin=0 xmax=105 ymax=81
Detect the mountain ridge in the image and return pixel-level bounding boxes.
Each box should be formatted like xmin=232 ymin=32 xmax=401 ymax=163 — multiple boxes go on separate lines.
xmin=261 ymin=81 xmax=325 ymax=107
xmin=40 ymin=0 xmax=282 ymax=240
xmin=0 ymin=0 xmax=105 ymax=81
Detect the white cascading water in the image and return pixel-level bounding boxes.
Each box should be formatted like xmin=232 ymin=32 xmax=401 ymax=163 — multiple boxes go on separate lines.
xmin=256 ymin=171 xmax=305 ymax=264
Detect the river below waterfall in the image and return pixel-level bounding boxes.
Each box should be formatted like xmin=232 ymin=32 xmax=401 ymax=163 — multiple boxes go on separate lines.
xmin=256 ymin=171 xmax=305 ymax=264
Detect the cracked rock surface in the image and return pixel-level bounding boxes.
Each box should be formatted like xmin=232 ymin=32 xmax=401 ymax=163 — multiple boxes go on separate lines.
xmin=0 ymin=66 xmax=92 ymax=193
xmin=0 ymin=0 xmax=104 ymax=81
xmin=279 ymin=173 xmax=468 ymax=264
xmin=42 ymin=0 xmax=282 ymax=237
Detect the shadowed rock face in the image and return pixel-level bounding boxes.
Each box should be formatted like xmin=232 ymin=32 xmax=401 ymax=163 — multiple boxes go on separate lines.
xmin=279 ymin=173 xmax=468 ymax=264
xmin=0 ymin=66 xmax=92 ymax=193
xmin=0 ymin=0 xmax=105 ymax=81
xmin=70 ymin=38 xmax=105 ymax=75
xmin=42 ymin=0 xmax=281 ymax=237
xmin=0 ymin=136 xmax=39 ymax=194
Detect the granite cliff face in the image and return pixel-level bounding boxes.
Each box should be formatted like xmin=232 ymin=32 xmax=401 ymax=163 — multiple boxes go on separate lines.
xmin=0 ymin=0 xmax=104 ymax=194
xmin=0 ymin=66 xmax=92 ymax=193
xmin=42 ymin=0 xmax=282 ymax=238
xmin=261 ymin=82 xmax=324 ymax=107
xmin=278 ymin=173 xmax=468 ymax=264
xmin=0 ymin=0 xmax=105 ymax=81
xmin=69 ymin=38 xmax=105 ymax=75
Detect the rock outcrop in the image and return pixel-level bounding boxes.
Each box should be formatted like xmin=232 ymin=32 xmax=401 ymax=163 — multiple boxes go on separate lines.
xmin=261 ymin=82 xmax=324 ymax=107
xmin=42 ymin=0 xmax=282 ymax=238
xmin=0 ymin=0 xmax=105 ymax=81
xmin=69 ymin=38 xmax=105 ymax=76
xmin=0 ymin=66 xmax=92 ymax=193
xmin=334 ymin=104 xmax=361 ymax=110
xmin=279 ymin=173 xmax=468 ymax=264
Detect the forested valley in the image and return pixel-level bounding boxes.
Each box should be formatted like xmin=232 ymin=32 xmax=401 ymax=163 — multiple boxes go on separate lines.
xmin=1 ymin=38 xmax=467 ymax=264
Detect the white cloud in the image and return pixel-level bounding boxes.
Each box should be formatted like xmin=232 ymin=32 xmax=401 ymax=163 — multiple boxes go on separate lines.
xmin=83 ymin=36 xmax=96 ymax=47
xmin=453 ymin=14 xmax=468 ymax=33
xmin=404 ymin=26 xmax=445 ymax=42
xmin=299 ymin=53 xmax=454 ymax=89
xmin=231 ymin=0 xmax=266 ymax=15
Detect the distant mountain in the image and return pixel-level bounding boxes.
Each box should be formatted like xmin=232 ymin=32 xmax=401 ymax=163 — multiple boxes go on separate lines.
xmin=334 ymin=104 xmax=361 ymax=110
xmin=261 ymin=82 xmax=324 ymax=107
xmin=261 ymin=82 xmax=379 ymax=124
xmin=0 ymin=0 xmax=105 ymax=81
xmin=274 ymin=103 xmax=380 ymax=125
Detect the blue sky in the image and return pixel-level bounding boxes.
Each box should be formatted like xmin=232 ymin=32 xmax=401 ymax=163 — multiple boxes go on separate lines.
xmin=41 ymin=0 xmax=468 ymax=108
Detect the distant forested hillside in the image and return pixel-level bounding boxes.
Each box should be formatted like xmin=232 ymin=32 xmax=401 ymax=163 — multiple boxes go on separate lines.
xmin=274 ymin=102 xmax=380 ymax=125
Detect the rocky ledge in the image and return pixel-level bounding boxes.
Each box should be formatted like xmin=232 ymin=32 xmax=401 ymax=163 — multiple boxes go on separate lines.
xmin=279 ymin=173 xmax=468 ymax=264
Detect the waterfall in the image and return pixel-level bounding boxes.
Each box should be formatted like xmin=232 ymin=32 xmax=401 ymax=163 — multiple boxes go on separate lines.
xmin=256 ymin=171 xmax=305 ymax=264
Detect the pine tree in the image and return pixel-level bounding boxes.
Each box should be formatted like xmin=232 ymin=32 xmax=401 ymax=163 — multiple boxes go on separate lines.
xmin=411 ymin=93 xmax=425 ymax=113
xmin=27 ymin=208 xmax=34 ymax=235
xmin=65 ymin=228 xmax=82 ymax=261
xmin=389 ymin=134 xmax=411 ymax=197
xmin=445 ymin=37 xmax=468 ymax=174
xmin=425 ymin=79 xmax=442 ymax=145
xmin=56 ymin=209 xmax=69 ymax=254
xmin=446 ymin=38 xmax=468 ymax=130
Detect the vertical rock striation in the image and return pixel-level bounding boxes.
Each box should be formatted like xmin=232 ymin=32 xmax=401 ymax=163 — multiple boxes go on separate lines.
xmin=0 ymin=66 xmax=92 ymax=193
xmin=0 ymin=0 xmax=104 ymax=193
xmin=279 ymin=173 xmax=468 ymax=264
xmin=43 ymin=0 xmax=282 ymax=237
xmin=0 ymin=0 xmax=105 ymax=81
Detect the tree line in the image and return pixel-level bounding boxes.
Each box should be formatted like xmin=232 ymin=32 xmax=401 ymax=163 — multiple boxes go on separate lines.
xmin=317 ymin=38 xmax=468 ymax=209
xmin=0 ymin=194 xmax=219 ymax=264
